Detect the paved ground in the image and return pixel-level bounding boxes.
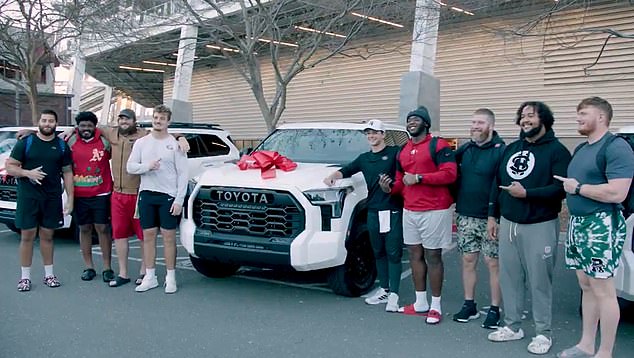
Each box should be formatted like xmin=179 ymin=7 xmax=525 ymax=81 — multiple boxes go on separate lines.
xmin=1 ymin=226 xmax=633 ymax=358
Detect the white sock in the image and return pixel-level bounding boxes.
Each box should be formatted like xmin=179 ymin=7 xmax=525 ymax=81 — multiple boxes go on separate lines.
xmin=44 ymin=265 xmax=54 ymax=277
xmin=145 ymin=268 xmax=156 ymax=278
xmin=414 ymin=291 xmax=429 ymax=310
xmin=21 ymin=266 xmax=31 ymax=280
xmin=431 ymin=296 xmax=442 ymax=313
xmin=166 ymin=269 xmax=176 ymax=280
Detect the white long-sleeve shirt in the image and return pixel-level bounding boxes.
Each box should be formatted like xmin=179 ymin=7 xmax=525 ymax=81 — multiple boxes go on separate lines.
xmin=126 ymin=134 xmax=188 ymax=205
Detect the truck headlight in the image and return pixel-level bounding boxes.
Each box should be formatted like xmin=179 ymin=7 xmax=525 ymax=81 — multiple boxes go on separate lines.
xmin=303 ymin=187 xmax=352 ymax=219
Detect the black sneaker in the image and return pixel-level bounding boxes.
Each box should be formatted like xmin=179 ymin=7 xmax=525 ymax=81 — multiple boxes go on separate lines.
xmin=453 ymin=302 xmax=480 ymax=322
xmin=482 ymin=308 xmax=501 ymax=329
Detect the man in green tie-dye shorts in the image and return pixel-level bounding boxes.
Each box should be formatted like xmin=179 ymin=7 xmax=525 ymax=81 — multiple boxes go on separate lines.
xmin=566 ymin=211 xmax=626 ymax=279
xmin=554 ymin=97 xmax=634 ymax=358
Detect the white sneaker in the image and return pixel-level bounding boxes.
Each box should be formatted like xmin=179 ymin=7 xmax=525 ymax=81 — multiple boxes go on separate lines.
xmin=488 ymin=327 xmax=524 ymax=342
xmin=364 ymin=288 xmax=389 ymax=305
xmin=164 ymin=276 xmax=177 ymax=294
xmin=385 ymin=293 xmax=399 ymax=312
xmin=135 ymin=275 xmax=159 ymax=292
xmin=527 ymin=335 xmax=552 ymax=355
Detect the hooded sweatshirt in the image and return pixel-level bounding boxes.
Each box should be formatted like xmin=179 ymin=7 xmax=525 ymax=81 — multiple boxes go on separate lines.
xmin=489 ymin=129 xmax=571 ymax=224
xmin=455 ymin=132 xmax=505 ymax=219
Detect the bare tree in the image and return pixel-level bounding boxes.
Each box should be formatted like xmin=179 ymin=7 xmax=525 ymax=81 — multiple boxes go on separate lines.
xmin=0 ymin=0 xmax=130 ymax=124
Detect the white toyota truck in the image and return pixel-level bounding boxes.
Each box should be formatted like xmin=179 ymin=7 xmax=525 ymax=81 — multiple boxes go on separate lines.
xmin=181 ymin=122 xmax=409 ymax=296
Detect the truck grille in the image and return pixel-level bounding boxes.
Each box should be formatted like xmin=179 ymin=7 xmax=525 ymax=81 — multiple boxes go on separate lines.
xmin=193 ymin=187 xmax=305 ymax=240
xmin=0 ymin=176 xmax=18 ymax=201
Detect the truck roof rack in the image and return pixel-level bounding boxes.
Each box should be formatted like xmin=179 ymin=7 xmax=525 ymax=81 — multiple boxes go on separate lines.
xmin=137 ymin=122 xmax=223 ymax=130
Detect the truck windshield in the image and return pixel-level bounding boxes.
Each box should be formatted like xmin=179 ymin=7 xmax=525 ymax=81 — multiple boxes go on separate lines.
xmin=255 ymin=128 xmax=369 ymax=165
xmin=0 ymin=132 xmax=18 ymax=156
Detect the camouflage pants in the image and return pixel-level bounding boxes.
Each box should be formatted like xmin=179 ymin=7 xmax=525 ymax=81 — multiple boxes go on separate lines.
xmin=456 ymin=215 xmax=498 ymax=258
xmin=566 ymin=211 xmax=626 ymax=279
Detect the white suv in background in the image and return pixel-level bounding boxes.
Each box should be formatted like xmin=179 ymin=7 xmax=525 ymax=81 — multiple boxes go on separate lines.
xmin=0 ymin=122 xmax=240 ymax=234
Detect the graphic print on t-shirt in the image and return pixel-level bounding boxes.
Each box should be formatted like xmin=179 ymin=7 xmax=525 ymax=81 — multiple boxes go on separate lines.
xmin=506 ymin=150 xmax=535 ymax=180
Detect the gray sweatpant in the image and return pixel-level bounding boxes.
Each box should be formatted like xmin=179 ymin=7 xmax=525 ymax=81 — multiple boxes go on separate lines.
xmin=499 ymin=217 xmax=559 ymax=337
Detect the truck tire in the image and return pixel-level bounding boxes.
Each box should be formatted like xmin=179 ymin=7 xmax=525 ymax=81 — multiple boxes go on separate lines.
xmin=189 ymin=255 xmax=240 ymax=278
xmin=327 ymin=223 xmax=377 ymax=297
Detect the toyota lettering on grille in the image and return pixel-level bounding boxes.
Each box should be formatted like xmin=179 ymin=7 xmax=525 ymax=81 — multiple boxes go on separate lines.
xmin=0 ymin=176 xmax=17 ymax=186
xmin=212 ymin=190 xmax=271 ymax=204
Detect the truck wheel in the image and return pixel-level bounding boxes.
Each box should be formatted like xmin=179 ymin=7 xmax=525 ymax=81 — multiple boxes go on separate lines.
xmin=327 ymin=223 xmax=377 ymax=297
xmin=189 ymin=255 xmax=240 ymax=278
xmin=6 ymin=222 xmax=20 ymax=234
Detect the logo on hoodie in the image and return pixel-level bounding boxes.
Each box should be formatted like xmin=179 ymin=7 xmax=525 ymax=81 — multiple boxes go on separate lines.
xmin=506 ymin=150 xmax=535 ymax=180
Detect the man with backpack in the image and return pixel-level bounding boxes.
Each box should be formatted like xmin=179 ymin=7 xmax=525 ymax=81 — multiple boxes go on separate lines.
xmin=451 ymin=108 xmax=506 ymax=329
xmin=379 ymin=105 xmax=457 ymax=324
xmin=5 ymin=109 xmax=73 ymax=291
xmin=554 ymin=97 xmax=634 ymax=358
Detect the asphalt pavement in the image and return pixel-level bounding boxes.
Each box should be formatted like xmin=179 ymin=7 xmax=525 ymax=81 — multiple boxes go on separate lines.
xmin=1 ymin=226 xmax=633 ymax=358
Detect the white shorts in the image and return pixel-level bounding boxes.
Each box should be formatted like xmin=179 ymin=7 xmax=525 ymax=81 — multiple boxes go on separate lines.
xmin=403 ymin=208 xmax=453 ymax=249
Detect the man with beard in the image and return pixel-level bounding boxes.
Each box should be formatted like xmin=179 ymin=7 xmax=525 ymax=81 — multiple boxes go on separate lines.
xmin=56 ymin=109 xmax=188 ymax=287
xmin=5 ymin=110 xmax=73 ymax=291
xmin=324 ymin=120 xmax=403 ymax=312
xmin=67 ymin=112 xmax=114 ymax=283
xmin=128 ymin=105 xmax=188 ymax=294
xmin=487 ymin=102 xmax=571 ymax=355
xmin=452 ymin=108 xmax=505 ymax=329
xmin=379 ymin=105 xmax=457 ymax=324
xmin=101 ymin=109 xmax=149 ymax=287
xmin=554 ymin=97 xmax=633 ymax=358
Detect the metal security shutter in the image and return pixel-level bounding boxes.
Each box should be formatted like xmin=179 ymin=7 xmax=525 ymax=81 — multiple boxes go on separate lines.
xmin=165 ymin=37 xmax=411 ymax=139
xmin=435 ymin=2 xmax=634 ymax=140
xmin=540 ymin=2 xmax=634 ymax=135
xmin=435 ymin=18 xmax=546 ymax=139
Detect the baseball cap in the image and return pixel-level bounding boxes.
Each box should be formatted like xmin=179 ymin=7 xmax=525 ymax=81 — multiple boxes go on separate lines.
xmin=363 ymin=119 xmax=385 ymax=132
xmin=118 ymin=109 xmax=136 ymax=121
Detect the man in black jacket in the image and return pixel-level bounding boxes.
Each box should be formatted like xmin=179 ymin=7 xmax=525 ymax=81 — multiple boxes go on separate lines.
xmin=452 ymin=109 xmax=505 ymax=329
xmin=487 ymin=102 xmax=571 ymax=355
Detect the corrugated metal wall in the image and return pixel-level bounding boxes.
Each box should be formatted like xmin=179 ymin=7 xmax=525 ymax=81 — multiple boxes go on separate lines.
xmin=165 ymin=1 xmax=634 ymax=141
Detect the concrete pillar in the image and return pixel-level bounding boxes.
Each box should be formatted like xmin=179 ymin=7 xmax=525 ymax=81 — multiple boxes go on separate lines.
xmin=169 ymin=24 xmax=197 ymax=123
xmin=100 ymin=85 xmax=113 ymax=125
xmin=400 ymin=0 xmax=441 ymax=130
xmin=68 ymin=53 xmax=86 ymax=118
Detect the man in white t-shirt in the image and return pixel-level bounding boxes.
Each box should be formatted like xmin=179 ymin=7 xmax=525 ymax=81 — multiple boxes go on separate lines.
xmin=127 ymin=104 xmax=188 ymax=293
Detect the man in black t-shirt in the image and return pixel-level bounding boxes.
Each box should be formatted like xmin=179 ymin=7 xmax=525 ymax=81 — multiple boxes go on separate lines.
xmin=324 ymin=120 xmax=403 ymax=312
xmin=5 ymin=110 xmax=74 ymax=292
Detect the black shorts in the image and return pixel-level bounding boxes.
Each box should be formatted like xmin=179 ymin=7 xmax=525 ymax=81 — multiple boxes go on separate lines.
xmin=73 ymin=195 xmax=111 ymax=226
xmin=15 ymin=195 xmax=63 ymax=230
xmin=138 ymin=191 xmax=179 ymax=230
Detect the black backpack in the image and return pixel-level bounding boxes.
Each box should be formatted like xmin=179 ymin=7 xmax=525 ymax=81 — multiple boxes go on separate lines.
xmin=429 ymin=136 xmax=458 ymax=202
xmin=573 ymin=133 xmax=634 ymax=217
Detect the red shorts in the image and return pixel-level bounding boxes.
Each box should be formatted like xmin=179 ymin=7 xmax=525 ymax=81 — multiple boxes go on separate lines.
xmin=111 ymin=192 xmax=144 ymax=241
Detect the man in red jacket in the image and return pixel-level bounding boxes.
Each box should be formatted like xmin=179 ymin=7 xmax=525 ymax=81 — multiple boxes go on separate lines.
xmin=379 ymin=105 xmax=457 ymax=324
xmin=68 ymin=112 xmax=114 ymax=283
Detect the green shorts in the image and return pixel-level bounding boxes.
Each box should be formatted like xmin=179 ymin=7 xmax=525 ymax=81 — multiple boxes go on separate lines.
xmin=456 ymin=214 xmax=498 ymax=258
xmin=565 ymin=211 xmax=626 ymax=279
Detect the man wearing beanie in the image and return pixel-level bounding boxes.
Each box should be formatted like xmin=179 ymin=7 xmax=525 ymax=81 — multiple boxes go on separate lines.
xmin=487 ymin=101 xmax=571 ymax=355
xmin=379 ymin=105 xmax=457 ymax=324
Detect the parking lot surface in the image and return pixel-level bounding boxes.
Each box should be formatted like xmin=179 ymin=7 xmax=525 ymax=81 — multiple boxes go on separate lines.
xmin=1 ymin=227 xmax=633 ymax=358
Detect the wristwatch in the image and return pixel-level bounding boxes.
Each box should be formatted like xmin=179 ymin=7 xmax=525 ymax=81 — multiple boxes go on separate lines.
xmin=416 ymin=174 xmax=422 ymax=184
xmin=574 ymin=183 xmax=582 ymax=195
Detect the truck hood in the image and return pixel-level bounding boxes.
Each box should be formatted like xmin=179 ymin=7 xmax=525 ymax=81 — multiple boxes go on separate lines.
xmin=196 ymin=162 xmax=352 ymax=191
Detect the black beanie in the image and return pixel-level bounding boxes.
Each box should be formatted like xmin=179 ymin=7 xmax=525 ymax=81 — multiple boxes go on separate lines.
xmin=407 ymin=106 xmax=432 ymax=127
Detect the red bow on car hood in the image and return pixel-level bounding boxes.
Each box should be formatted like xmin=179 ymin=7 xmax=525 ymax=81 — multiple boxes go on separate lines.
xmin=236 ymin=151 xmax=297 ymax=179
